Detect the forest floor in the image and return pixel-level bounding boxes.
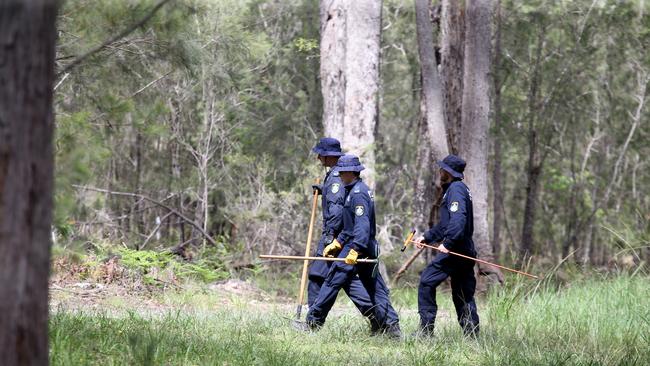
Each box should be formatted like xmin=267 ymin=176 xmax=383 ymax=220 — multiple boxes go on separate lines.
xmin=49 ymin=265 xmax=650 ymax=366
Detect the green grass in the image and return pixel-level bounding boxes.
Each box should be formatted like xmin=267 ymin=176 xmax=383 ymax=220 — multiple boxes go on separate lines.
xmin=50 ymin=275 xmax=650 ymax=365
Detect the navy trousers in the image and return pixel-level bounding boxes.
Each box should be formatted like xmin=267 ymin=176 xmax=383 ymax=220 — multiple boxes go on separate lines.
xmin=308 ymin=274 xmax=400 ymax=325
xmin=418 ymin=253 xmax=479 ymax=336
xmin=307 ymin=261 xmax=398 ymax=327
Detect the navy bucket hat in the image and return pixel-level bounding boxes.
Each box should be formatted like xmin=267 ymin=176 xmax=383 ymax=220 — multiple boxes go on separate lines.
xmin=437 ymin=154 xmax=466 ymax=179
xmin=312 ymin=137 xmax=344 ymax=157
xmin=333 ymin=154 xmax=365 ymax=172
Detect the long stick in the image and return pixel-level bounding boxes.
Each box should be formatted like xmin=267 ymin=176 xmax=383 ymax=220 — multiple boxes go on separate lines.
xmin=296 ymin=183 xmax=320 ymax=319
xmin=260 ymin=255 xmax=378 ymax=264
xmin=401 ymin=232 xmax=539 ymax=279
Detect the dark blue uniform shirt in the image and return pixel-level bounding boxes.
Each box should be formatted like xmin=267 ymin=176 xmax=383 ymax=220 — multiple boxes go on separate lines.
xmin=423 ymin=180 xmax=476 ymax=256
xmin=337 ymin=179 xmax=379 ymax=258
xmin=315 ymin=169 xmax=345 ymax=255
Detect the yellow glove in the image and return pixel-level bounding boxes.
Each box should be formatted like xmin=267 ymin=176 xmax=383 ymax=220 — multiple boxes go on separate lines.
xmin=323 ymin=239 xmax=342 ymax=257
xmin=345 ymin=249 xmax=359 ymax=265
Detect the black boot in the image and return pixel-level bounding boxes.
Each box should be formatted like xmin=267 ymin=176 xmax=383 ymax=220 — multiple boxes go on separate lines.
xmin=384 ymin=323 xmax=402 ymax=339
xmin=291 ymin=319 xmax=320 ymax=332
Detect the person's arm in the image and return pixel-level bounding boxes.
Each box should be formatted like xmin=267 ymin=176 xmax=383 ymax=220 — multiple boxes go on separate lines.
xmin=441 ymin=185 xmax=468 ymax=251
xmin=323 ymin=182 xmax=344 ymax=238
xmin=422 ymin=223 xmax=445 ymax=244
xmin=349 ymin=193 xmax=371 ymax=253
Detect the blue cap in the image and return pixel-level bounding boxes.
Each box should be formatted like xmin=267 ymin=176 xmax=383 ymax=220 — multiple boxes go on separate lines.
xmin=333 ymin=154 xmax=365 ymax=172
xmin=437 ymin=154 xmax=466 ymax=179
xmin=312 ymin=137 xmax=344 ymax=157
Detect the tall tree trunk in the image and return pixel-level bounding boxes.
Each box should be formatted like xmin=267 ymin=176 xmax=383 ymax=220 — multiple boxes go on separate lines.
xmin=0 ymin=0 xmax=58 ymax=364
xmin=320 ymin=0 xmax=347 ymax=139
xmin=440 ymin=0 xmax=465 ymax=153
xmin=519 ymin=28 xmax=545 ymax=261
xmin=460 ymin=0 xmax=502 ymax=283
xmin=491 ymin=0 xmax=504 ymax=260
xmin=320 ymin=0 xmax=382 ymax=187
xmin=414 ymin=0 xmax=449 ymax=239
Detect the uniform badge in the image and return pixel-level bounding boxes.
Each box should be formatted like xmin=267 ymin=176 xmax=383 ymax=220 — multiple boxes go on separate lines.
xmin=355 ymin=205 xmax=365 ymax=216
xmin=450 ymin=201 xmax=459 ymax=212
xmin=331 ymin=183 xmax=340 ymax=194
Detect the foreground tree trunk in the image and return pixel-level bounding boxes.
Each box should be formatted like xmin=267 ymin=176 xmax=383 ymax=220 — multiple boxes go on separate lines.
xmin=460 ymin=0 xmax=503 ymax=283
xmin=0 ymin=0 xmax=59 ymax=364
xmin=320 ymin=0 xmax=382 ymax=187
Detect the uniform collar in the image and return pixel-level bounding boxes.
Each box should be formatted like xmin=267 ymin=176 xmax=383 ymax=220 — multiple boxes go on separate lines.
xmin=344 ymin=177 xmax=361 ymax=189
xmin=442 ymin=178 xmax=462 ymax=191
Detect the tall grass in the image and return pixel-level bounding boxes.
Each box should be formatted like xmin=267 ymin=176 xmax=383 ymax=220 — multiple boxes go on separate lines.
xmin=50 ymin=275 xmax=650 ymax=365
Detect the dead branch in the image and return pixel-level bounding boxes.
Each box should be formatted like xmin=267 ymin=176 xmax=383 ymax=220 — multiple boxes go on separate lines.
xmin=72 ymin=184 xmax=217 ymax=246
xmin=57 ymin=0 xmax=174 ymax=77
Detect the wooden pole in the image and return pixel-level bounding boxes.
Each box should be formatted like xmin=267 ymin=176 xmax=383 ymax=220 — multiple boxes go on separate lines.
xmin=401 ymin=231 xmax=539 ymax=279
xmin=296 ymin=183 xmax=320 ymax=319
xmin=260 ymin=254 xmax=379 ymax=264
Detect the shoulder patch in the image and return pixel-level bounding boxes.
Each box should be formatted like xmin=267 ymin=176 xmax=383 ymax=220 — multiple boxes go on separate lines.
xmin=355 ymin=205 xmax=365 ymax=216
xmin=331 ymin=183 xmax=340 ymax=194
xmin=450 ymin=201 xmax=459 ymax=212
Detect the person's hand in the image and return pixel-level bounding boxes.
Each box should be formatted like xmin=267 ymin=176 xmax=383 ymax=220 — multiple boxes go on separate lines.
xmin=415 ymin=237 xmax=426 ymax=249
xmin=312 ymin=184 xmax=322 ymax=195
xmin=437 ymin=243 xmax=449 ymax=254
xmin=323 ymin=239 xmax=342 ymax=257
xmin=344 ymin=249 xmax=359 ymax=265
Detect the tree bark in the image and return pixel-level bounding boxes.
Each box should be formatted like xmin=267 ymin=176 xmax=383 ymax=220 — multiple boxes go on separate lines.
xmin=460 ymin=0 xmax=502 ymax=283
xmin=414 ymin=0 xmax=449 ymax=233
xmin=440 ymin=0 xmax=465 ymax=154
xmin=519 ymin=28 xmax=545 ymax=261
xmin=320 ymin=0 xmax=382 ymax=187
xmin=0 ymin=1 xmax=58 ymax=364
xmin=491 ymin=0 xmax=504 ymax=260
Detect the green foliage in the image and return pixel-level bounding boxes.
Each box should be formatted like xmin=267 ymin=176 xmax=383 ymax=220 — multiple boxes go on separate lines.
xmin=53 ymin=0 xmax=650 ymax=270
xmin=116 ymin=248 xmax=229 ymax=284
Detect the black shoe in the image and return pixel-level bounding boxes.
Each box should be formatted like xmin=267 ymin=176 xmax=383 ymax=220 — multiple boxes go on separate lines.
xmin=384 ymin=323 xmax=402 ymax=339
xmin=291 ymin=320 xmax=320 ymax=332
xmin=369 ymin=318 xmax=382 ymax=336
xmin=370 ymin=323 xmax=402 ymax=339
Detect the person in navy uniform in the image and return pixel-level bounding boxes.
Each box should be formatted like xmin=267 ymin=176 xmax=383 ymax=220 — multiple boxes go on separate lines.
xmin=302 ymin=154 xmax=401 ymax=338
xmin=307 ymin=138 xmax=375 ymax=323
xmin=416 ymin=154 xmax=480 ymax=337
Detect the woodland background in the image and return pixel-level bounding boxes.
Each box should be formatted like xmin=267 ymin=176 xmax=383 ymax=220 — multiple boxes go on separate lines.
xmin=52 ymin=0 xmax=649 ymax=285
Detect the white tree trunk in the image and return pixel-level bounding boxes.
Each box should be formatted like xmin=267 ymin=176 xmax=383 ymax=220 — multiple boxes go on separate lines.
xmin=415 ymin=0 xmax=448 ymax=158
xmin=414 ymin=0 xmax=449 ymax=237
xmin=460 ymin=0 xmax=501 ymax=276
xmin=320 ymin=0 xmax=382 ymax=187
xmin=320 ymin=0 xmax=347 ymax=139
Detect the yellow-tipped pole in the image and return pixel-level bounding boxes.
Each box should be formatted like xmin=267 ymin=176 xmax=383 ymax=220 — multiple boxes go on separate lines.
xmin=260 ymin=254 xmax=379 ymax=264
xmin=402 ymin=230 xmax=540 ymax=279
xmin=295 ymin=180 xmax=320 ymax=320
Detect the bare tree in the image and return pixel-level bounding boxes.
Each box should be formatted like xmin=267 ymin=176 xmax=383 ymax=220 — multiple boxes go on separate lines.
xmin=320 ymin=0 xmax=382 ymax=187
xmin=0 ymin=0 xmax=59 ymax=364
xmin=491 ymin=0 xmax=504 ymax=259
xmin=440 ymin=0 xmax=465 ymax=153
xmin=460 ymin=0 xmax=502 ymax=282
xmin=414 ymin=0 xmax=449 ymax=254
